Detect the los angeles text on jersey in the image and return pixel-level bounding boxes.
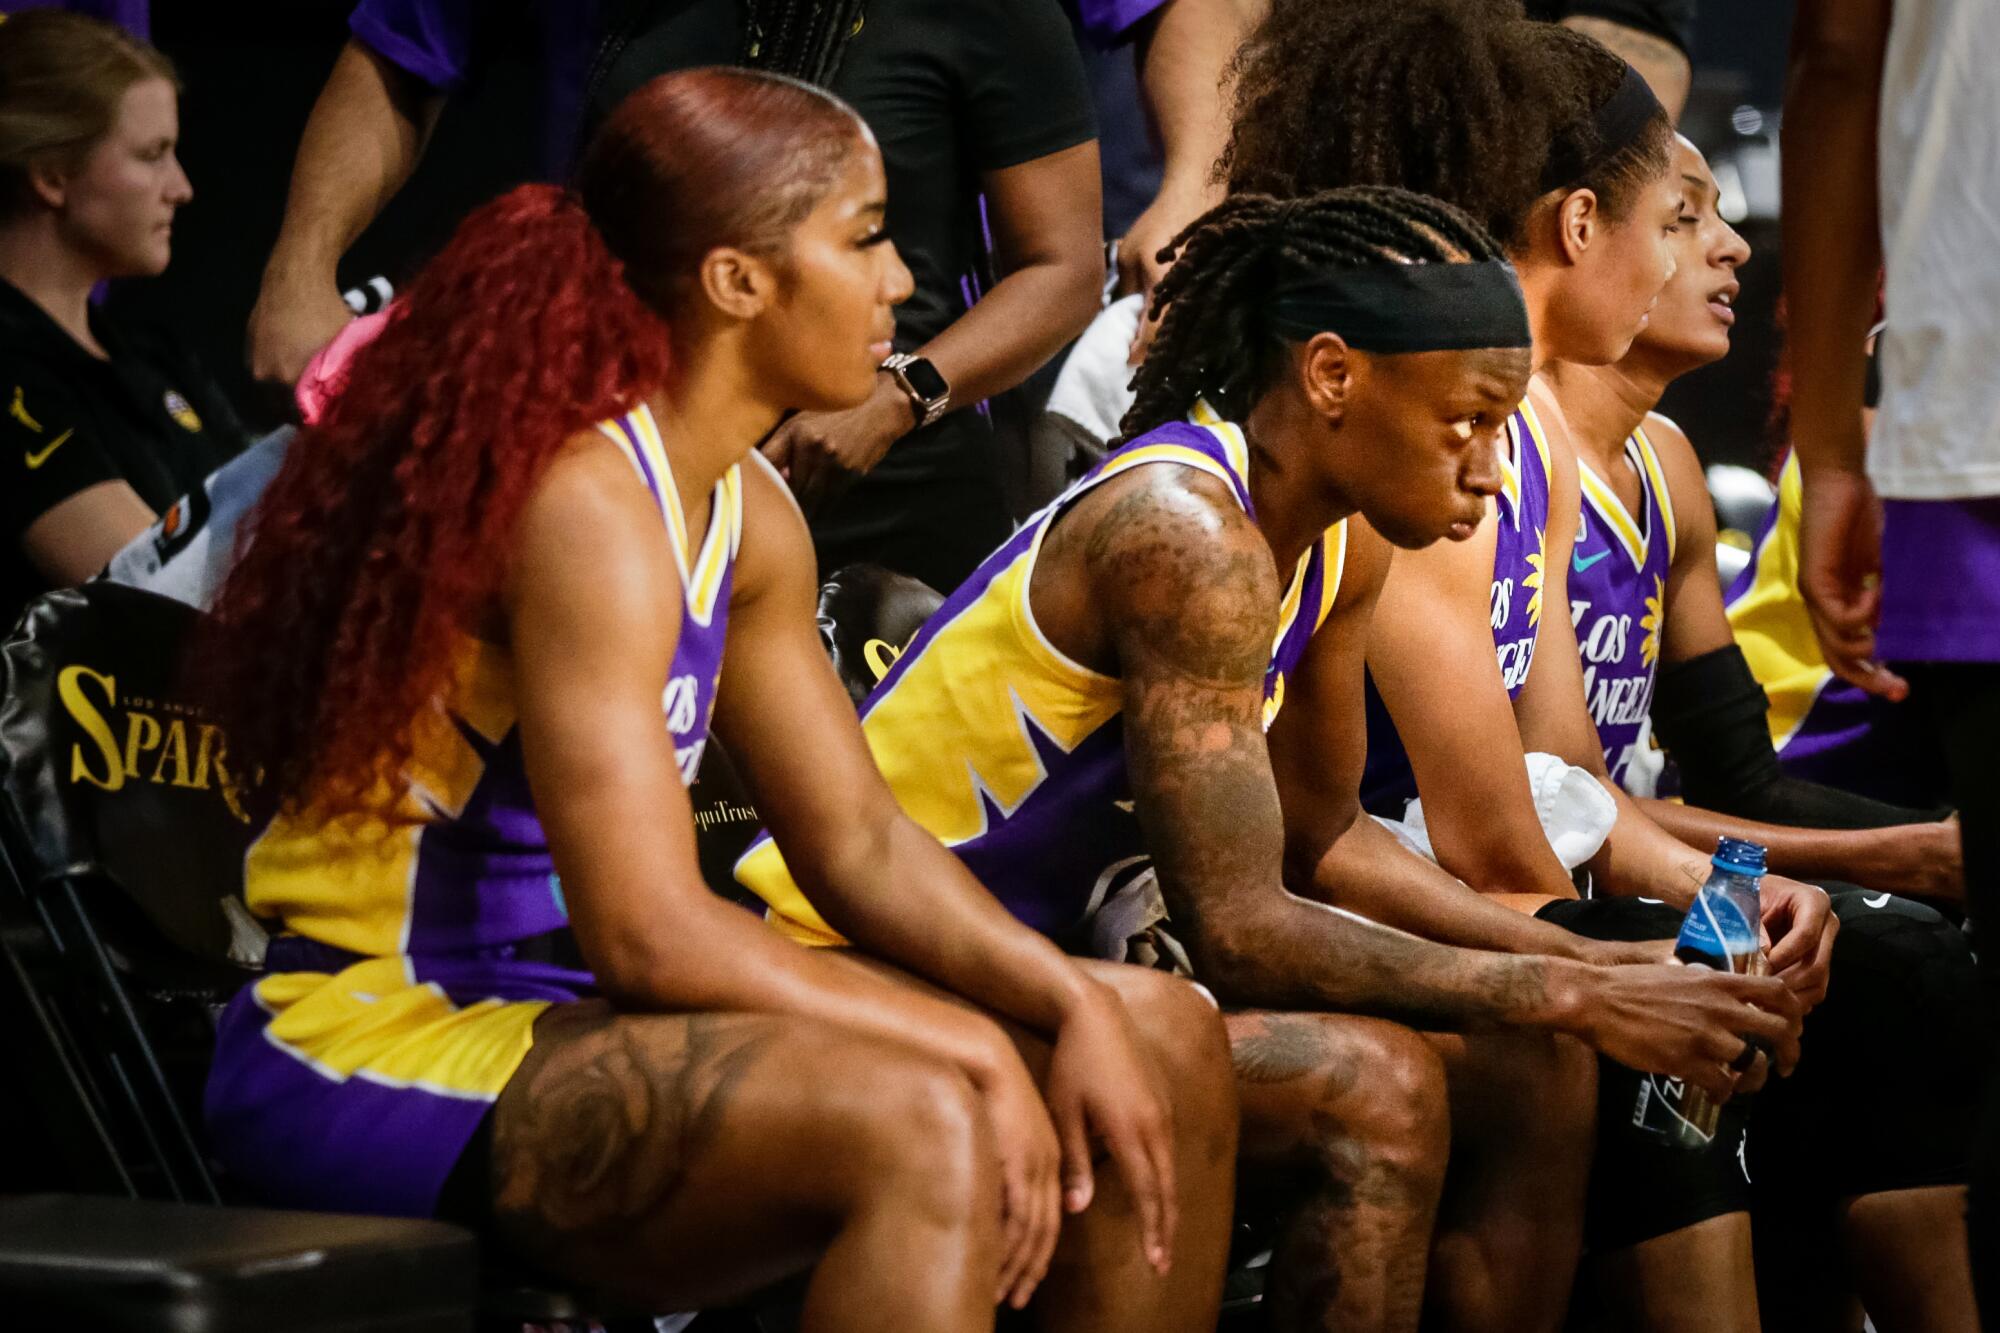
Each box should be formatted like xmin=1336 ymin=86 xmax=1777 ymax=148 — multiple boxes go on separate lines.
xmin=1492 ymin=574 xmax=1536 ymax=691
xmin=1571 ymin=596 xmax=1655 ymax=733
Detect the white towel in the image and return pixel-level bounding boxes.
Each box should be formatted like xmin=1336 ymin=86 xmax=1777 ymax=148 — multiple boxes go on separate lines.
xmin=1376 ymin=752 xmax=1618 ymax=872
xmin=1044 ymin=294 xmax=1145 ymax=448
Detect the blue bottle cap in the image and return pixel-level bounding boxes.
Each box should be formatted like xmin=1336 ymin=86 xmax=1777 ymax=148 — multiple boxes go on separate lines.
xmin=1712 ymin=836 xmax=1767 ymax=877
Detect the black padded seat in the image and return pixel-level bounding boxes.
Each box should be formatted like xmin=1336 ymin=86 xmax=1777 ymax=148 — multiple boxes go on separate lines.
xmin=0 ymin=1193 xmax=477 ymax=1331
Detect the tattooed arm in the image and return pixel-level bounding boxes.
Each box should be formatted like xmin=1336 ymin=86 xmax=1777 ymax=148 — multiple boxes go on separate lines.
xmin=1054 ymin=463 xmax=1800 ymax=1080
xmin=1065 ymin=465 xmax=1800 ymax=1071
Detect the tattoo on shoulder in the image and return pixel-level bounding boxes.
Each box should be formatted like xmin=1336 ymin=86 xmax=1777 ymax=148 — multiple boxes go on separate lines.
xmin=1083 ymin=474 xmax=1280 ymax=688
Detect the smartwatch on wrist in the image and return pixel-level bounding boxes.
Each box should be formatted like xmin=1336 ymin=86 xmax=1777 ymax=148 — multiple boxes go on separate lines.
xmin=880 ymin=352 xmax=951 ymax=429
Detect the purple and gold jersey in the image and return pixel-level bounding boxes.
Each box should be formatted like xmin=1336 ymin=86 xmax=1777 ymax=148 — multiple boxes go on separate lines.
xmin=1569 ymin=424 xmax=1676 ymax=790
xmin=738 ymin=404 xmax=1346 ymax=941
xmin=204 ymin=402 xmax=740 ymax=1217
xmin=1360 ymin=400 xmax=1553 ymax=814
xmin=1727 ymin=453 xmax=1945 ymax=807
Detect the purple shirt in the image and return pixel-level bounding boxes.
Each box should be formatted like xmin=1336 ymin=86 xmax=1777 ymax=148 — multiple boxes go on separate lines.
xmin=1876 ymin=498 xmax=2000 ymax=663
xmin=3 ymin=1 xmax=148 ymax=36
xmin=348 ymin=0 xmax=597 ymax=175
xmin=1569 ymin=428 xmax=1677 ymax=789
xmin=1071 ymin=0 xmax=1168 ymax=46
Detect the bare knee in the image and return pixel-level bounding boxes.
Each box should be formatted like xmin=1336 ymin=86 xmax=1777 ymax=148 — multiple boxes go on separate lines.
xmin=1236 ymin=1014 xmax=1449 ymax=1189
xmin=1099 ymin=965 xmax=1234 ymax=1092
xmin=802 ymin=1035 xmax=999 ymax=1228
xmin=1101 ymin=967 xmax=1239 ymax=1173
xmin=1333 ymin=1022 xmax=1451 ymax=1181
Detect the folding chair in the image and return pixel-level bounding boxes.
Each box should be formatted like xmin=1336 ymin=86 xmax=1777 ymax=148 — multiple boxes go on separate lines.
xmin=0 ymin=584 xmax=478 ymax=1329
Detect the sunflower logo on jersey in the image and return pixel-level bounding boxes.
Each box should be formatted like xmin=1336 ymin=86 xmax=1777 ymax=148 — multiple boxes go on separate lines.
xmin=1524 ymin=528 xmax=1546 ymax=628
xmin=163 ymin=389 xmax=203 ymax=433
xmin=1640 ymin=574 xmax=1666 ymax=667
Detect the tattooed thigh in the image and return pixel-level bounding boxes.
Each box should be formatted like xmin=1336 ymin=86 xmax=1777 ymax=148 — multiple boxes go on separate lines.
xmin=490 ymin=1003 xmax=783 ymax=1248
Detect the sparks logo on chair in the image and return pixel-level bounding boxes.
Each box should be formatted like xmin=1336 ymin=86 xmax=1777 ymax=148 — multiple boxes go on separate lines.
xmin=0 ymin=584 xmax=265 ymax=967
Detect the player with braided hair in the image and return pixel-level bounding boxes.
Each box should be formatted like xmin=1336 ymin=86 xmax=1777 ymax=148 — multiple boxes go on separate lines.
xmin=1213 ymin=2 xmax=1975 ymax=1325
xmin=1122 ymin=187 xmax=1510 ymax=441
xmin=742 ymin=183 xmax=1803 ymax=1332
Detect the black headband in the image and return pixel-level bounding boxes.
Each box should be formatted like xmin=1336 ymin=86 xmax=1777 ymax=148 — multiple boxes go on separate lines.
xmin=1267 ymin=260 xmax=1532 ymax=353
xmin=1539 ymin=62 xmax=1663 ymax=193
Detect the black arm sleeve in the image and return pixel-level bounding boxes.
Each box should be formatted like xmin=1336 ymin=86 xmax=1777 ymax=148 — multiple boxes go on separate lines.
xmin=1651 ymin=644 xmax=1949 ymax=830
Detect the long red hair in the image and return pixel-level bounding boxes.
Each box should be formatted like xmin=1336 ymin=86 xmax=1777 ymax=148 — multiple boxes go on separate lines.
xmin=198 ymin=68 xmax=862 ymax=816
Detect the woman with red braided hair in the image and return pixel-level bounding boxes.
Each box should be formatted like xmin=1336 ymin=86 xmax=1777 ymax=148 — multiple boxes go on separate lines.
xmin=198 ymin=67 xmax=1235 ymax=1328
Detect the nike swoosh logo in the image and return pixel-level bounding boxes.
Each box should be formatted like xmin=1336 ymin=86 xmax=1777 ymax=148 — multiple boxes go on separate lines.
xmin=24 ymin=427 xmax=72 ymax=469
xmin=1862 ymin=892 xmax=1891 ymax=908
xmin=1572 ymin=549 xmax=1610 ymax=573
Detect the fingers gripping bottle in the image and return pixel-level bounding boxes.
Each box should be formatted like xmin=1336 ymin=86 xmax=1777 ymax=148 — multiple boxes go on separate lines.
xmin=1632 ymin=836 xmax=1768 ymax=1148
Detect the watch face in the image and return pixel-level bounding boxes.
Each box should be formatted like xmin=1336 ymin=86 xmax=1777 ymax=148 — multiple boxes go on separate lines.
xmin=901 ymin=357 xmax=949 ymax=402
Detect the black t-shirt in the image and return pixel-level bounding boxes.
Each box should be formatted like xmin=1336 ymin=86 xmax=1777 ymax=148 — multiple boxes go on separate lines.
xmin=0 ymin=279 xmax=244 ymax=628
xmin=589 ymin=0 xmax=1097 ymax=352
xmin=588 ymin=0 xmax=1096 ymax=590
xmin=1525 ymin=0 xmax=1696 ymax=56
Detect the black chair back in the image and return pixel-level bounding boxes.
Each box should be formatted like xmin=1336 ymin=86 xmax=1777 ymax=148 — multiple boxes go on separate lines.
xmin=0 ymin=583 xmax=263 ymax=1203
xmin=816 ymin=564 xmax=945 ymax=706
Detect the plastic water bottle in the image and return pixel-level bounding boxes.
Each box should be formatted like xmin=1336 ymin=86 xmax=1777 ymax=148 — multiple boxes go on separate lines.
xmin=1632 ymin=836 xmax=1768 ymax=1149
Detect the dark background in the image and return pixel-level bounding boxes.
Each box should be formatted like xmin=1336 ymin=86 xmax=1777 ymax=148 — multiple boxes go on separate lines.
xmin=121 ymin=1 xmax=1794 ymax=469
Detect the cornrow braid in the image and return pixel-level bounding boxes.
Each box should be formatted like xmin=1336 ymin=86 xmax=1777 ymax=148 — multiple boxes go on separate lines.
xmin=743 ymin=0 xmax=869 ymax=86
xmin=1120 ymin=185 xmax=1506 ymax=442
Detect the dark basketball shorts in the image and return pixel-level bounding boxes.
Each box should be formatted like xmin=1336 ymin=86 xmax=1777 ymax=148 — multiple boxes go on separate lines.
xmin=1538 ymin=887 xmax=1979 ymax=1252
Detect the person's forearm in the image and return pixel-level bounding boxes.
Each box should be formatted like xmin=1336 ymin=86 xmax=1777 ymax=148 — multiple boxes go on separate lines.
xmin=1192 ymin=889 xmax=1591 ymax=1033
xmin=262 ymin=41 xmax=442 ymax=288
xmin=587 ymin=885 xmax=1023 ymax=1083
xmin=917 ymin=253 xmax=1103 ymax=412
xmin=1692 ymin=767 xmax=1945 ymax=831
xmin=807 ymin=814 xmax=1097 ymax=1037
xmin=1641 ymin=796 xmax=1958 ymax=899
xmin=1306 ymin=814 xmax=1595 ymax=961
xmin=1782 ymin=2 xmax=1888 ymax=476
xmin=1588 ymin=783 xmax=1715 ymax=909
xmin=1653 ymin=644 xmax=1941 ymax=830
xmin=1644 ymin=796 xmax=1885 ymax=878
xmin=1136 ymin=0 xmax=1260 ymax=201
